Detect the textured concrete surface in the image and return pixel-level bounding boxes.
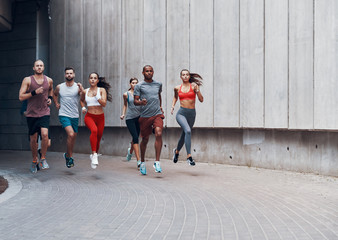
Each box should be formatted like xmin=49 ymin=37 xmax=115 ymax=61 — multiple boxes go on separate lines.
xmin=0 ymin=150 xmax=338 ymax=240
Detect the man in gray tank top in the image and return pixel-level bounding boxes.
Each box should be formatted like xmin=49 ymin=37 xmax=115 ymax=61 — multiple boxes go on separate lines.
xmin=53 ymin=67 xmax=84 ymax=168
xmin=134 ymin=65 xmax=164 ymax=175
xmin=19 ymin=60 xmax=54 ymax=173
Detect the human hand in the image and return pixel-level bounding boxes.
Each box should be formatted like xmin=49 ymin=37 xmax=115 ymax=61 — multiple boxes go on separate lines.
xmin=120 ymin=114 xmax=125 ymax=120
xmin=35 ymin=87 xmax=44 ymax=94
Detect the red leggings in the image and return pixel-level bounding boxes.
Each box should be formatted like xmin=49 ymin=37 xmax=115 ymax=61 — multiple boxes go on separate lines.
xmin=84 ymin=112 xmax=105 ymax=152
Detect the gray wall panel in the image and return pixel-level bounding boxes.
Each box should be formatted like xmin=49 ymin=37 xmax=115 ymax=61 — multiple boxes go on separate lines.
xmin=314 ymin=0 xmax=338 ymax=129
xmin=190 ymin=0 xmax=214 ymax=127
xmin=264 ymin=0 xmax=288 ymax=128
xmin=102 ymin=0 xmax=122 ymax=127
xmin=144 ymin=0 xmax=167 ymax=125
xmin=166 ymin=0 xmax=189 ymax=128
xmin=49 ymin=0 xmax=65 ymax=126
xmin=240 ymin=0 xmax=264 ymax=128
xmin=214 ymin=0 xmax=240 ymax=127
xmin=289 ymin=0 xmax=314 ymax=129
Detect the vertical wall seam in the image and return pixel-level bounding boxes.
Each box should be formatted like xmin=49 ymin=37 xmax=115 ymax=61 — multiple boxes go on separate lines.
xmin=287 ymin=0 xmax=290 ymax=129
xmin=120 ymin=0 xmax=123 ymax=127
xmin=313 ymin=0 xmax=315 ymax=129
xmin=165 ymin=0 xmax=168 ymax=126
xmin=263 ymin=0 xmax=266 ymax=128
xmin=213 ymin=0 xmax=215 ymax=127
xmin=238 ymin=0 xmax=241 ymax=127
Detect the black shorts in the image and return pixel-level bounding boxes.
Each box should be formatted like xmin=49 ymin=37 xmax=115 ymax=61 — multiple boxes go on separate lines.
xmin=26 ymin=115 xmax=50 ymax=136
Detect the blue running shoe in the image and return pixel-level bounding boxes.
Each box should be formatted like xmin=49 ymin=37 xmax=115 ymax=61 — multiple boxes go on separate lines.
xmin=39 ymin=159 xmax=49 ymax=169
xmin=64 ymin=153 xmax=71 ymax=168
xmin=153 ymin=161 xmax=162 ymax=173
xmin=137 ymin=160 xmax=141 ymax=169
xmin=30 ymin=162 xmax=38 ymax=174
xmin=140 ymin=162 xmax=146 ymax=175
xmin=126 ymin=147 xmax=132 ymax=161
xmin=69 ymin=157 xmax=74 ymax=167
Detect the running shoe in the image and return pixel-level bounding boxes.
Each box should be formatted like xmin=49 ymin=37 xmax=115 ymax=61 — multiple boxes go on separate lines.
xmin=91 ymin=153 xmax=98 ymax=169
xmin=187 ymin=157 xmax=195 ymax=166
xmin=69 ymin=157 xmax=74 ymax=167
xmin=137 ymin=160 xmax=141 ymax=169
xmin=153 ymin=161 xmax=162 ymax=173
xmin=140 ymin=162 xmax=146 ymax=175
xmin=126 ymin=147 xmax=132 ymax=161
xmin=90 ymin=154 xmax=96 ymax=169
xmin=40 ymin=159 xmax=49 ymax=169
xmin=30 ymin=162 xmax=38 ymax=174
xmin=173 ymin=148 xmax=179 ymax=163
xmin=64 ymin=153 xmax=71 ymax=168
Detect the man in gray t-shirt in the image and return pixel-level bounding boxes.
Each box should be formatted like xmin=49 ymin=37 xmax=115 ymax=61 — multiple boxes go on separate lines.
xmin=134 ymin=65 xmax=164 ymax=175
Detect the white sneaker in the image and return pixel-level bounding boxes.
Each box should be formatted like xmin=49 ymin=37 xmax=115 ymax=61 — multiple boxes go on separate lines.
xmin=90 ymin=154 xmax=97 ymax=169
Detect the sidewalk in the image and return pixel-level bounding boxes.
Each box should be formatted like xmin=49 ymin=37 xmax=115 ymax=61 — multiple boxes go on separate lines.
xmin=0 ymin=150 xmax=337 ymax=240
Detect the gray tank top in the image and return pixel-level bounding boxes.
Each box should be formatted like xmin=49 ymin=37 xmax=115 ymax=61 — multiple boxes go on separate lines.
xmin=59 ymin=82 xmax=80 ymax=118
xmin=126 ymin=91 xmax=140 ymax=120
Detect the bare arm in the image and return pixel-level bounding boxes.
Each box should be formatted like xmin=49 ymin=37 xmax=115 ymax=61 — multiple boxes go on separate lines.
xmin=193 ymin=83 xmax=204 ymax=103
xmin=53 ymin=84 xmax=60 ymax=109
xmin=98 ymin=88 xmax=107 ymax=107
xmin=159 ymin=92 xmax=163 ymax=114
xmin=18 ymin=77 xmax=32 ymax=101
xmin=47 ymin=78 xmax=54 ymax=106
xmin=171 ymin=86 xmax=179 ymax=115
xmin=80 ymin=90 xmax=87 ymax=114
xmin=120 ymin=92 xmax=128 ymax=120
xmin=134 ymin=95 xmax=147 ymax=106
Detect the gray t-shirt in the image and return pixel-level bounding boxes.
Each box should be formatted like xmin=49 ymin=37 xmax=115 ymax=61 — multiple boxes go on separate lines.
xmin=134 ymin=80 xmax=162 ymax=118
xmin=59 ymin=82 xmax=80 ymax=118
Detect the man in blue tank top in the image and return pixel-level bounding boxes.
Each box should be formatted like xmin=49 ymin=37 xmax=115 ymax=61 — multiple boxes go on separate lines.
xmin=53 ymin=67 xmax=84 ymax=168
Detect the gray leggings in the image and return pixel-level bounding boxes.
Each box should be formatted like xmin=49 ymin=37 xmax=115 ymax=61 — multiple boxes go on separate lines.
xmin=176 ymin=107 xmax=196 ymax=155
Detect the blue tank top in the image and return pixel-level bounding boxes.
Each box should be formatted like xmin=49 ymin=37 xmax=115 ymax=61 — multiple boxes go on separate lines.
xmin=126 ymin=91 xmax=140 ymax=120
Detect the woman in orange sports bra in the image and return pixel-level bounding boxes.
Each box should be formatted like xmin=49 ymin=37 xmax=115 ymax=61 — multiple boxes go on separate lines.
xmin=171 ymin=69 xmax=204 ymax=166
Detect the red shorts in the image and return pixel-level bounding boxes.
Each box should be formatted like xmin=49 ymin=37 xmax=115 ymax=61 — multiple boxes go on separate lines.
xmin=139 ymin=114 xmax=164 ymax=137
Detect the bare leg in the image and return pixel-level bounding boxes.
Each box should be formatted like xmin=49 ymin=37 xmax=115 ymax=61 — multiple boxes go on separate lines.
xmin=133 ymin=143 xmax=140 ymax=161
xmin=40 ymin=128 xmax=49 ymax=159
xmin=154 ymin=127 xmax=162 ymax=161
xmin=140 ymin=136 xmax=149 ymax=162
xmin=30 ymin=133 xmax=38 ymax=162
xmin=64 ymin=126 xmax=77 ymax=158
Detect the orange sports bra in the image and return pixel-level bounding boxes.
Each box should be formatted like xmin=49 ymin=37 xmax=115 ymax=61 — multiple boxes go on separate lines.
xmin=178 ymin=84 xmax=196 ymax=101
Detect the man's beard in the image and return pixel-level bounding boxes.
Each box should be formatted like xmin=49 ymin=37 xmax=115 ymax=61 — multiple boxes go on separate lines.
xmin=66 ymin=77 xmax=74 ymax=81
xmin=35 ymin=71 xmax=43 ymax=75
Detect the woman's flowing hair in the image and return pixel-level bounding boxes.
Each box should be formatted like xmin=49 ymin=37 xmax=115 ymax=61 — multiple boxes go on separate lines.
xmin=180 ymin=69 xmax=203 ymax=86
xmin=89 ymin=72 xmax=112 ymax=102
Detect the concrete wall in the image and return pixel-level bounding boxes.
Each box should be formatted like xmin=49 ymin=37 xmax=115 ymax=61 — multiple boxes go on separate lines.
xmin=46 ymin=0 xmax=338 ymax=176
xmin=49 ymin=126 xmax=338 ymax=177
xmin=0 ymin=0 xmax=38 ymax=150
xmin=49 ymin=0 xmax=338 ymax=131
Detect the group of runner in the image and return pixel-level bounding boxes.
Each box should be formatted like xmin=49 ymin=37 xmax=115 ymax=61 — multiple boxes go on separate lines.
xmin=19 ymin=60 xmax=204 ymax=175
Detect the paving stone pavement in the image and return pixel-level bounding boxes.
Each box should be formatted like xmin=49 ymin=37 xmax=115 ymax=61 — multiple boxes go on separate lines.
xmin=0 ymin=150 xmax=337 ymax=240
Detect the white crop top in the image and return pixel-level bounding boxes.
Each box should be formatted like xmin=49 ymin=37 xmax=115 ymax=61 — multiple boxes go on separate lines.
xmin=85 ymin=88 xmax=101 ymax=106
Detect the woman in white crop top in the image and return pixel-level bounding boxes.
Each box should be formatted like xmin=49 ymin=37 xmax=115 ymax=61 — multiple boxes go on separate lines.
xmin=80 ymin=72 xmax=112 ymax=169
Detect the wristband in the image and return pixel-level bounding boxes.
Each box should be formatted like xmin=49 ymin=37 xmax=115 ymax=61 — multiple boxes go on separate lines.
xmin=95 ymin=95 xmax=101 ymax=101
xmin=82 ymin=107 xmax=87 ymax=111
xmin=48 ymin=96 xmax=53 ymax=100
xmin=31 ymin=90 xmax=36 ymax=96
